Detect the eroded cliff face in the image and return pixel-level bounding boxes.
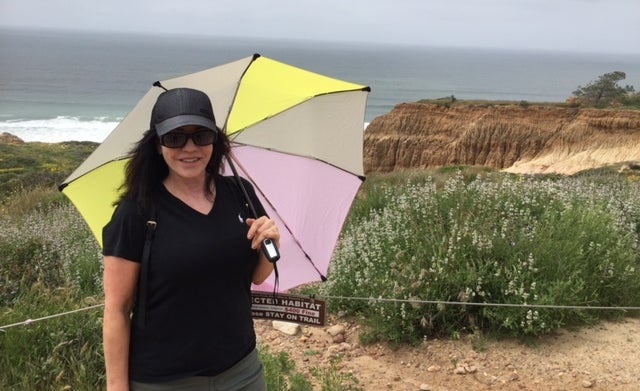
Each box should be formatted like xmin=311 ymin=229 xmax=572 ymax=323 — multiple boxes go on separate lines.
xmin=364 ymin=103 xmax=640 ymax=175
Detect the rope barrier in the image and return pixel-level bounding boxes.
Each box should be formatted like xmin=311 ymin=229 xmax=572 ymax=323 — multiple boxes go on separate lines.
xmin=0 ymin=304 xmax=104 ymax=331
xmin=2 ymin=295 xmax=639 ymax=331
xmin=319 ymin=295 xmax=640 ymax=311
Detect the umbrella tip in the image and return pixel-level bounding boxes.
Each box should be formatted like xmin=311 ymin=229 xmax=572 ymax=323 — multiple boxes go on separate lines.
xmin=152 ymin=81 xmax=168 ymax=92
xmin=252 ymin=53 xmax=261 ymax=60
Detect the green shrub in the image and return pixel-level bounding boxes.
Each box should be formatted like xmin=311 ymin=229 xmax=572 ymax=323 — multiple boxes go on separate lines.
xmin=324 ymin=171 xmax=640 ymax=343
xmin=310 ymin=356 xmax=363 ymax=391
xmin=0 ymin=141 xmax=97 ymax=199
xmin=260 ymin=346 xmax=313 ymax=390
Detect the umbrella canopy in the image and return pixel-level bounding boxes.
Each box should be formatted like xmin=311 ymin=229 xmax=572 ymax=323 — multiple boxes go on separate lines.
xmin=60 ymin=54 xmax=369 ymax=292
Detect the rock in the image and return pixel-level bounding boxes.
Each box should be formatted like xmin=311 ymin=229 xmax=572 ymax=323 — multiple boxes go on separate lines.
xmin=582 ymin=380 xmax=594 ymax=388
xmin=326 ymin=345 xmax=343 ymax=357
xmin=272 ymin=321 xmax=300 ymax=336
xmin=419 ymin=384 xmax=432 ymax=391
xmin=465 ymin=365 xmax=478 ymax=373
xmin=331 ymin=333 xmax=346 ymax=344
xmin=327 ymin=324 xmax=346 ymax=337
xmin=0 ymin=132 xmax=24 ymax=144
xmin=427 ymin=365 xmax=441 ymax=372
xmin=453 ymin=364 xmax=478 ymax=374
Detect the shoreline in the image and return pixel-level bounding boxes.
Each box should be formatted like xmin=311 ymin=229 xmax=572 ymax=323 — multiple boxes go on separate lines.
xmin=4 ymin=100 xmax=639 ymax=145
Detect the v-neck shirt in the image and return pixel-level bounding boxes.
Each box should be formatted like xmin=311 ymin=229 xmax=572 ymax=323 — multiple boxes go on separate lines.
xmin=102 ymin=176 xmax=266 ymax=382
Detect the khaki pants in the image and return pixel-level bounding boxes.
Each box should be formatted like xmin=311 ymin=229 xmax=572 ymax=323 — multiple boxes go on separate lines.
xmin=130 ymin=348 xmax=267 ymax=391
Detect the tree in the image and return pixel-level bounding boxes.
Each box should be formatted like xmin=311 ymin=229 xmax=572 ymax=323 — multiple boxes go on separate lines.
xmin=572 ymin=71 xmax=635 ymax=106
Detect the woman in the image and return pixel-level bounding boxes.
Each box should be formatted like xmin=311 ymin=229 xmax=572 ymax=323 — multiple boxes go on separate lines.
xmin=102 ymin=87 xmax=278 ymax=391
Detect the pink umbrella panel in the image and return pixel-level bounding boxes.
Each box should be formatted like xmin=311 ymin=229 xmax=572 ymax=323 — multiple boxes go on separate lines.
xmin=228 ymin=145 xmax=363 ymax=292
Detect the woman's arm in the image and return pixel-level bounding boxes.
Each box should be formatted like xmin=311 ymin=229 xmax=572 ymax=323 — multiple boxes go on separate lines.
xmin=103 ymin=256 xmax=140 ymax=391
xmin=246 ymin=216 xmax=279 ymax=284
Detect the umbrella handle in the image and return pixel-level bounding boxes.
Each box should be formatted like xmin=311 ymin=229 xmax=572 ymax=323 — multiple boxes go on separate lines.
xmin=262 ymin=238 xmax=279 ymax=262
xmin=226 ymin=154 xmax=280 ymax=263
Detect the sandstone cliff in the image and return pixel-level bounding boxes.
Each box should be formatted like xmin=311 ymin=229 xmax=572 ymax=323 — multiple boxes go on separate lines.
xmin=364 ymin=103 xmax=640 ymax=175
xmin=0 ymin=132 xmax=25 ymax=144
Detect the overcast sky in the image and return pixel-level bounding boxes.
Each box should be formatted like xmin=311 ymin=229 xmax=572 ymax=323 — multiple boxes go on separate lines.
xmin=1 ymin=0 xmax=639 ymax=54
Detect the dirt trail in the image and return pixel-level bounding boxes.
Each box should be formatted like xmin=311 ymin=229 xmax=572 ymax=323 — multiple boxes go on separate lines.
xmin=256 ymin=316 xmax=640 ymax=390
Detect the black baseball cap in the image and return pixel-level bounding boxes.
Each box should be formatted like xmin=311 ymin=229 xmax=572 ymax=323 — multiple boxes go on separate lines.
xmin=151 ymin=88 xmax=217 ymax=136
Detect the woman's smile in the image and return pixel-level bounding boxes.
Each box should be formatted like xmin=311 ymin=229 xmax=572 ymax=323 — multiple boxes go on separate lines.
xmin=160 ymin=125 xmax=214 ymax=181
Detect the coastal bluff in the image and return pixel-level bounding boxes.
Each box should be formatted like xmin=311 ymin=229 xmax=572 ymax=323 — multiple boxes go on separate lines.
xmin=364 ymin=103 xmax=640 ymax=175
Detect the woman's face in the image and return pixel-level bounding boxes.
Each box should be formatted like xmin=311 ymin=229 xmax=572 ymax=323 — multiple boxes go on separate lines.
xmin=159 ymin=125 xmax=215 ymax=183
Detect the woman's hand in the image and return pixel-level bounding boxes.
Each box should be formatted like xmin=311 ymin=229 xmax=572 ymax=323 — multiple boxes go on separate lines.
xmin=246 ymin=216 xmax=280 ymax=284
xmin=246 ymin=216 xmax=280 ymax=250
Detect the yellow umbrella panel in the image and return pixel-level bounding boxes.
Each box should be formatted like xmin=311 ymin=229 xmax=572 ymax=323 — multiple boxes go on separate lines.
xmin=62 ymin=159 xmax=128 ymax=246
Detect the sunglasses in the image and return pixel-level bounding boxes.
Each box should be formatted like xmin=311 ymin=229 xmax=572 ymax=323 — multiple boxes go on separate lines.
xmin=160 ymin=129 xmax=217 ymax=148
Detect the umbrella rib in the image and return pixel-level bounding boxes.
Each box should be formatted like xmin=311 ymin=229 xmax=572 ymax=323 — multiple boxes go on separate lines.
xmin=230 ymin=142 xmax=366 ymax=180
xmin=229 ymin=153 xmax=327 ymax=282
xmin=219 ymin=53 xmax=261 ymax=133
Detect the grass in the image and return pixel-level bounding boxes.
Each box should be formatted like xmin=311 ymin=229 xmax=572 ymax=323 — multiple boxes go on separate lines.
xmin=1 ymin=140 xmax=639 ymax=388
xmin=260 ymin=347 xmax=363 ymax=391
xmin=417 ymin=97 xmax=570 ymax=109
xmin=0 ymin=141 xmax=97 ymax=201
xmin=416 ymin=96 xmax=640 ymax=110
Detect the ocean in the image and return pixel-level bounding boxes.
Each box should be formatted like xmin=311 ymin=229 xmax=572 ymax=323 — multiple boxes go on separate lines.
xmin=2 ymin=28 xmax=640 ymax=143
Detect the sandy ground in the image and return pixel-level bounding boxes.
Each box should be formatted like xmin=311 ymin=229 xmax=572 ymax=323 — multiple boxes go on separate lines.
xmin=255 ymin=316 xmax=640 ymax=391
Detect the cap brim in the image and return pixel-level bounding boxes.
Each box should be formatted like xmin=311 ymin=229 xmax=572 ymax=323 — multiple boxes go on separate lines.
xmin=156 ymin=115 xmax=217 ymax=136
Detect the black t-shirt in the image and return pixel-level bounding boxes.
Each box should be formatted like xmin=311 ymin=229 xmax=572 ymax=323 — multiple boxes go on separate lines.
xmin=102 ymin=176 xmax=265 ymax=382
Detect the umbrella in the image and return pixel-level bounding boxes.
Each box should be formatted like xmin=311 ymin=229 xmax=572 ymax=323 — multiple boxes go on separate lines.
xmin=60 ymin=54 xmax=369 ymax=292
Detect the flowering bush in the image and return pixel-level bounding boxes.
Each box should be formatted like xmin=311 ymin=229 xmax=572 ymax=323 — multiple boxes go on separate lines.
xmin=0 ymin=198 xmax=102 ymax=306
xmin=0 ymin=194 xmax=104 ymax=389
xmin=323 ymin=171 xmax=640 ymax=342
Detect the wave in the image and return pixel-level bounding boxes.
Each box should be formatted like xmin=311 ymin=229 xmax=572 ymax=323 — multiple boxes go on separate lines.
xmin=3 ymin=116 xmax=373 ymax=142
xmin=0 ymin=116 xmax=120 ymax=143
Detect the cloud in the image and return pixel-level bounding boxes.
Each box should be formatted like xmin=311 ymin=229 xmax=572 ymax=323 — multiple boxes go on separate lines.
xmin=1 ymin=0 xmax=639 ymax=54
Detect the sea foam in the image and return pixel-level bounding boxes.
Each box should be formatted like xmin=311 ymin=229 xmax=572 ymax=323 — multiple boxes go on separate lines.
xmin=0 ymin=116 xmax=119 ymax=143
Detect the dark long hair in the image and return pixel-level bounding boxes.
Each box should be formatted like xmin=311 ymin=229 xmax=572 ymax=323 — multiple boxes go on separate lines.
xmin=118 ymin=128 xmax=230 ymax=216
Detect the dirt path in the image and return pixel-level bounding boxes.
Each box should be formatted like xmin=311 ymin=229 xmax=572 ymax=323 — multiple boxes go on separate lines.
xmin=255 ymin=317 xmax=640 ymax=390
